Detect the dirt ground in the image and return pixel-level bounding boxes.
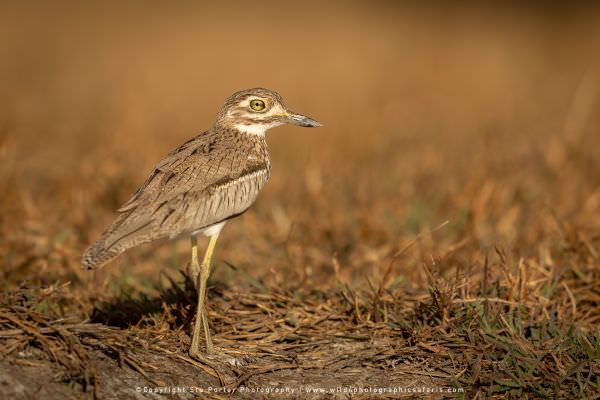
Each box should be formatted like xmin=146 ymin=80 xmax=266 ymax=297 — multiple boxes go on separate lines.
xmin=1 ymin=284 xmax=455 ymax=399
xmin=2 ymin=2 xmax=600 ymax=399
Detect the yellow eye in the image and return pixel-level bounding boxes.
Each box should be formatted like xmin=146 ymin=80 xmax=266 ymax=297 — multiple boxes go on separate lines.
xmin=249 ymin=99 xmax=266 ymax=111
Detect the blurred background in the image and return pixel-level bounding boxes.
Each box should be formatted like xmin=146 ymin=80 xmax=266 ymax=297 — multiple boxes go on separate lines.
xmin=1 ymin=1 xmax=600 ymax=295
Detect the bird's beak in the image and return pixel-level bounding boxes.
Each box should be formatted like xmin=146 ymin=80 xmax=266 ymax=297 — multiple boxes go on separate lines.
xmin=284 ymin=111 xmax=323 ymax=127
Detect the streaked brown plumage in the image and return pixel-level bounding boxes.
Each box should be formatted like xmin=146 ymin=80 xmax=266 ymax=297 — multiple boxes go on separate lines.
xmin=81 ymin=127 xmax=271 ymax=269
xmin=81 ymin=88 xmax=321 ymax=358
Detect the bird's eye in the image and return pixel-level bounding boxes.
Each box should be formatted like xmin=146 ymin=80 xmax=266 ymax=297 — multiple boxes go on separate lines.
xmin=249 ymin=99 xmax=266 ymax=111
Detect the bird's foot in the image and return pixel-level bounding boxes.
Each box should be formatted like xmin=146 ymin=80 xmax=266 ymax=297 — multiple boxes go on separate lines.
xmin=189 ymin=346 xmax=246 ymax=367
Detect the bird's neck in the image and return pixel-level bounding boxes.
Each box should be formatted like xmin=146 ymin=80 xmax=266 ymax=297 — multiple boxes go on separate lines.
xmin=233 ymin=123 xmax=269 ymax=136
xmin=214 ymin=120 xmax=283 ymax=137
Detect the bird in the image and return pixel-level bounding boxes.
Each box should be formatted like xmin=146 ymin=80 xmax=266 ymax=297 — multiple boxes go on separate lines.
xmin=81 ymin=88 xmax=321 ymax=359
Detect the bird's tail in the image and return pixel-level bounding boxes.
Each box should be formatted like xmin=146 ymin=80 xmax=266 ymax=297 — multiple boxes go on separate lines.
xmin=81 ymin=211 xmax=140 ymax=270
xmin=81 ymin=240 xmax=122 ymax=270
xmin=81 ymin=210 xmax=163 ymax=270
xmin=81 ymin=212 xmax=133 ymax=270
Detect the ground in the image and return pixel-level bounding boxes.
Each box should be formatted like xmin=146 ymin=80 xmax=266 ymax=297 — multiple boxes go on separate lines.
xmin=2 ymin=2 xmax=600 ymax=399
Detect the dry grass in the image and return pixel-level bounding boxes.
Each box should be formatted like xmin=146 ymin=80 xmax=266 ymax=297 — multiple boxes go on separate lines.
xmin=2 ymin=2 xmax=600 ymax=399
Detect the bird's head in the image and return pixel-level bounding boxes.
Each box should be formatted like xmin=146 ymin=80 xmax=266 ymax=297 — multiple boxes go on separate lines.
xmin=215 ymin=88 xmax=322 ymax=135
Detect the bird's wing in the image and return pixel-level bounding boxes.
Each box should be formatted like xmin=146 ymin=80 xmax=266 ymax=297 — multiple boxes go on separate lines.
xmin=82 ymin=131 xmax=269 ymax=269
xmin=116 ymin=134 xmax=210 ymax=213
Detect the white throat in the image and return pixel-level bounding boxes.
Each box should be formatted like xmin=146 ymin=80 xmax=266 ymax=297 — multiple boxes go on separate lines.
xmin=234 ymin=122 xmax=281 ymax=136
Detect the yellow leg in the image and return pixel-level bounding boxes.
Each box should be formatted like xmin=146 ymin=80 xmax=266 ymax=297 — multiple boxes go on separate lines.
xmin=189 ymin=234 xmax=219 ymax=357
xmin=189 ymin=235 xmax=200 ymax=288
xmin=189 ymin=235 xmax=209 ymax=338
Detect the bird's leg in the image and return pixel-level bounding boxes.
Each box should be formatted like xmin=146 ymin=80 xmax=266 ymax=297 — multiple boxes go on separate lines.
xmin=189 ymin=234 xmax=219 ymax=357
xmin=189 ymin=235 xmax=200 ymax=289
xmin=189 ymin=234 xmax=211 ymax=349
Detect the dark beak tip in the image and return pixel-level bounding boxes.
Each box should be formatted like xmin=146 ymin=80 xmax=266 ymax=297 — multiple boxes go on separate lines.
xmin=287 ymin=112 xmax=322 ymax=128
xmin=300 ymin=117 xmax=323 ymax=128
